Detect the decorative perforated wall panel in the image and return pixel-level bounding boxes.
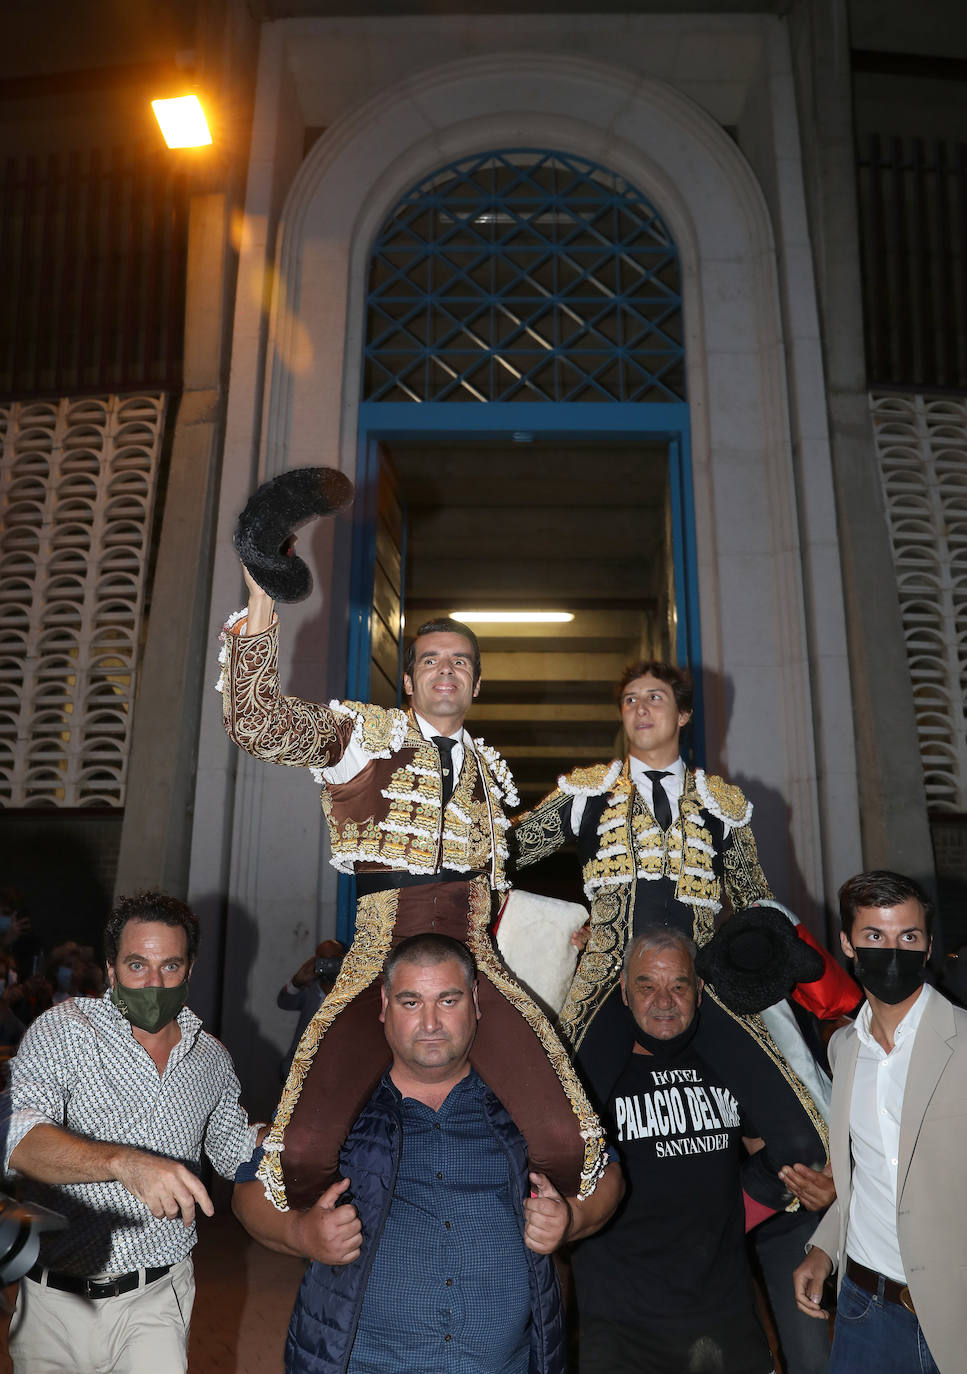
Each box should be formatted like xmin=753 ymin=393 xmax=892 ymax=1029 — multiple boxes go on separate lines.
xmin=363 ymin=150 xmax=684 ymax=404
xmin=0 ymin=394 xmax=166 ymax=808
xmin=871 ymin=393 xmax=967 ymax=811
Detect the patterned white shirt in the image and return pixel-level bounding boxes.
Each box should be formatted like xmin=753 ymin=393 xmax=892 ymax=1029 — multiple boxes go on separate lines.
xmin=4 ymin=992 xmax=259 ymax=1276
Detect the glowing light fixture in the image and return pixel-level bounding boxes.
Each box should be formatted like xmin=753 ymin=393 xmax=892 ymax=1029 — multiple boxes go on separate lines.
xmin=450 ymin=611 xmax=574 ymax=624
xmin=152 ymin=95 xmax=213 ymax=149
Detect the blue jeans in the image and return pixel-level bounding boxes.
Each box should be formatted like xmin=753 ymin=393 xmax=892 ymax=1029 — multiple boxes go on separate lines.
xmin=830 ymin=1273 xmax=939 ymax=1374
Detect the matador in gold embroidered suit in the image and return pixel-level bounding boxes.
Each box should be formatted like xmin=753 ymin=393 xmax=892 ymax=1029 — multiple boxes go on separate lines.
xmin=218 ymin=605 xmax=606 ymax=1211
xmin=510 ymin=661 xmax=829 ymax=1203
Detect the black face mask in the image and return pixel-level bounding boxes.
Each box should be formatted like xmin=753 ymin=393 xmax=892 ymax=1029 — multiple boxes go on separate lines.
xmin=632 ymin=1008 xmax=700 ymax=1060
xmin=853 ymin=948 xmax=927 ymax=1006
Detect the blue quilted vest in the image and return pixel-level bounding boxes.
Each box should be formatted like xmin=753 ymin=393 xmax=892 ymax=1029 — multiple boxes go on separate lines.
xmin=285 ymin=1075 xmax=566 ymax=1374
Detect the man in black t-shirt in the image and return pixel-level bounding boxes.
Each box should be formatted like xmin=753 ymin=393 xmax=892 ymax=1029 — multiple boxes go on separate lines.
xmin=572 ymin=927 xmax=776 ymax=1374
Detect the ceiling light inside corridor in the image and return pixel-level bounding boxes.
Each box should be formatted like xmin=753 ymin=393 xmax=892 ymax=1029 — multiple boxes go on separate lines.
xmin=450 ymin=611 xmax=574 ymax=624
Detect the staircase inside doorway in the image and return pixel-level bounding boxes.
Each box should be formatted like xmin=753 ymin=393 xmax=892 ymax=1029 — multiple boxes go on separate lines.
xmin=391 ymin=439 xmax=674 ymax=811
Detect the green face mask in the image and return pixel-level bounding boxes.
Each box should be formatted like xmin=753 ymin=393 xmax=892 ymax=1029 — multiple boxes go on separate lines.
xmin=110 ymin=979 xmax=188 ymax=1034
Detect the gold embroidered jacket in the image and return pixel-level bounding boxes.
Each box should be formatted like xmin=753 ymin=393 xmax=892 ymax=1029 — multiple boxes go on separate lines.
xmin=511 ymin=759 xmax=773 ymax=1047
xmin=219 ymin=618 xmax=516 ymax=889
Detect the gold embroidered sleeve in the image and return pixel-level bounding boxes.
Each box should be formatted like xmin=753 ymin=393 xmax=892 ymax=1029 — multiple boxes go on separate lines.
xmin=722 ymin=822 xmax=773 ymax=910
xmin=509 ymin=791 xmax=572 ymax=871
xmin=221 ymin=622 xmax=351 ymax=768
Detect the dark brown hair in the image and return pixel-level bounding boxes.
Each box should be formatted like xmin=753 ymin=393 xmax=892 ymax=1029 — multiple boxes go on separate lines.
xmin=403 ymin=619 xmax=481 ymax=686
xmin=837 ymin=870 xmax=933 ymax=940
xmin=617 ymin=660 xmax=693 ymax=713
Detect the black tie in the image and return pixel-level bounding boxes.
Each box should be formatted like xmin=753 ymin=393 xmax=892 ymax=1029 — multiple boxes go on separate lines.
xmin=645 ymin=770 xmax=672 ymax=831
xmin=433 ymin=735 xmax=456 ymax=806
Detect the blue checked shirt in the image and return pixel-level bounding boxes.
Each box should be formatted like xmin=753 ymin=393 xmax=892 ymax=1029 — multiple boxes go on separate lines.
xmin=349 ymin=1069 xmax=532 ymax=1374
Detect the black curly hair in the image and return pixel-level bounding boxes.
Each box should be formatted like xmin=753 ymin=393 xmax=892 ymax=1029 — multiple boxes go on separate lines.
xmin=103 ymin=891 xmax=200 ymax=967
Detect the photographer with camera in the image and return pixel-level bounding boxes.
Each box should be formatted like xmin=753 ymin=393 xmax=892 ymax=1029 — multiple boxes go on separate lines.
xmin=277 ymin=939 xmax=345 ymax=1080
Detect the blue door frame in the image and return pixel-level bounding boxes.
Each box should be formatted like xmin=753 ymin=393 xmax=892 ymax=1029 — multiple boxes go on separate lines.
xmin=338 ymin=399 xmax=702 ymax=941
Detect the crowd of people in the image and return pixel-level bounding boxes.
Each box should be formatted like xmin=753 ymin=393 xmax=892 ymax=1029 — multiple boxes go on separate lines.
xmin=2 ymin=530 xmax=963 ymax=1374
xmin=0 ymin=890 xmax=111 ymax=1078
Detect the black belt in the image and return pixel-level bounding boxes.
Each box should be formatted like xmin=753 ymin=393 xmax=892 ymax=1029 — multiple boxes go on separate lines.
xmin=845 ymin=1257 xmax=916 ymax=1315
xmin=26 ymin=1262 xmax=171 ymax=1299
xmin=354 ymin=870 xmax=485 ymax=896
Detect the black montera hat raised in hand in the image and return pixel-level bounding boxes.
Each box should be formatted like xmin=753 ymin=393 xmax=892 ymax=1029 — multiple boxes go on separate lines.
xmin=694 ymin=905 xmax=824 ymax=1016
xmin=233 ymin=466 xmax=354 ymax=603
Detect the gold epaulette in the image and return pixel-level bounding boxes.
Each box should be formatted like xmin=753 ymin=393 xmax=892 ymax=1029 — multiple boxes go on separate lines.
xmin=329 ymin=700 xmax=409 ymax=759
xmin=558 ymin=759 xmax=623 ymax=797
xmin=695 ymin=770 xmax=753 ymax=826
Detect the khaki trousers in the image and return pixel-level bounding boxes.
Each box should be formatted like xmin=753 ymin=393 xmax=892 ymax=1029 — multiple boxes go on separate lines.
xmin=8 ymin=1256 xmax=195 ymax=1374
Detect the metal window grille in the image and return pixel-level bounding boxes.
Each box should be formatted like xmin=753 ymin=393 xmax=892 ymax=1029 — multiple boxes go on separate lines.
xmin=0 ymin=393 xmax=166 ymax=807
xmin=857 ymin=137 xmax=967 ymax=390
xmin=363 ymin=149 xmax=684 ymax=404
xmin=871 ymin=391 xmax=967 ymax=811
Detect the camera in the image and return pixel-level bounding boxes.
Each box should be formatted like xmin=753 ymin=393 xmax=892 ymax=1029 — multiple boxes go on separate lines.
xmin=313 ymin=955 xmax=343 ymax=982
xmin=0 ymin=1195 xmax=67 ymax=1284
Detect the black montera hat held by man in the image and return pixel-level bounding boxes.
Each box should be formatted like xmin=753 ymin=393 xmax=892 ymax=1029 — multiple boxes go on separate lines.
xmin=695 ymin=905 xmax=824 ymax=1016
xmin=234 ymin=466 xmax=354 ymax=603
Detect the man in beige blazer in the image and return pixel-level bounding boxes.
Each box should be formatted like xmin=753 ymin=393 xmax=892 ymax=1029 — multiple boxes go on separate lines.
xmin=791 ymin=870 xmax=966 ymax=1374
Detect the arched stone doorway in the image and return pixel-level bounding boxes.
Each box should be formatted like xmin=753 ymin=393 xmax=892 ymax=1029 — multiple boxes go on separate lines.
xmin=339 ymin=146 xmax=695 ymax=930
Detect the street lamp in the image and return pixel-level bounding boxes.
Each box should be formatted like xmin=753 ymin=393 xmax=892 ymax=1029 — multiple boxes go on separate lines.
xmin=151 ymin=95 xmax=213 ymax=149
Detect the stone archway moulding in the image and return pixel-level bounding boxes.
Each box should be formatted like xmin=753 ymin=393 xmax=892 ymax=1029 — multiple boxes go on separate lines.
xmin=264 ymin=52 xmax=781 ymax=487
xmin=255 ymin=48 xmax=828 ymax=905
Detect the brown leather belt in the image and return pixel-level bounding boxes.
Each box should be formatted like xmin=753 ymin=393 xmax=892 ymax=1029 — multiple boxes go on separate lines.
xmin=846 ymin=1257 xmax=916 ymax=1315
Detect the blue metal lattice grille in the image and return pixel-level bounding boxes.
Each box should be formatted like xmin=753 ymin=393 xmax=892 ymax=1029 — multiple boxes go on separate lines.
xmin=363 ymin=150 xmax=684 ymax=404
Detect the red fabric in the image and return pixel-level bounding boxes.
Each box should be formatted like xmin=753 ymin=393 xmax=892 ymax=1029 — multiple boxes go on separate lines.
xmin=743 ymin=1190 xmax=777 ymax=1232
xmin=492 ymin=891 xmax=510 ymax=935
xmin=791 ymin=923 xmax=862 ymax=1019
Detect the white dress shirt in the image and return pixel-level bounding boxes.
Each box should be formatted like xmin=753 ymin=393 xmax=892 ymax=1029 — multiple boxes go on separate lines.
xmin=413 ymin=711 xmax=465 ymax=777
xmin=845 ymin=982 xmax=932 ymax=1282
xmin=569 ymin=755 xmax=685 ymax=834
